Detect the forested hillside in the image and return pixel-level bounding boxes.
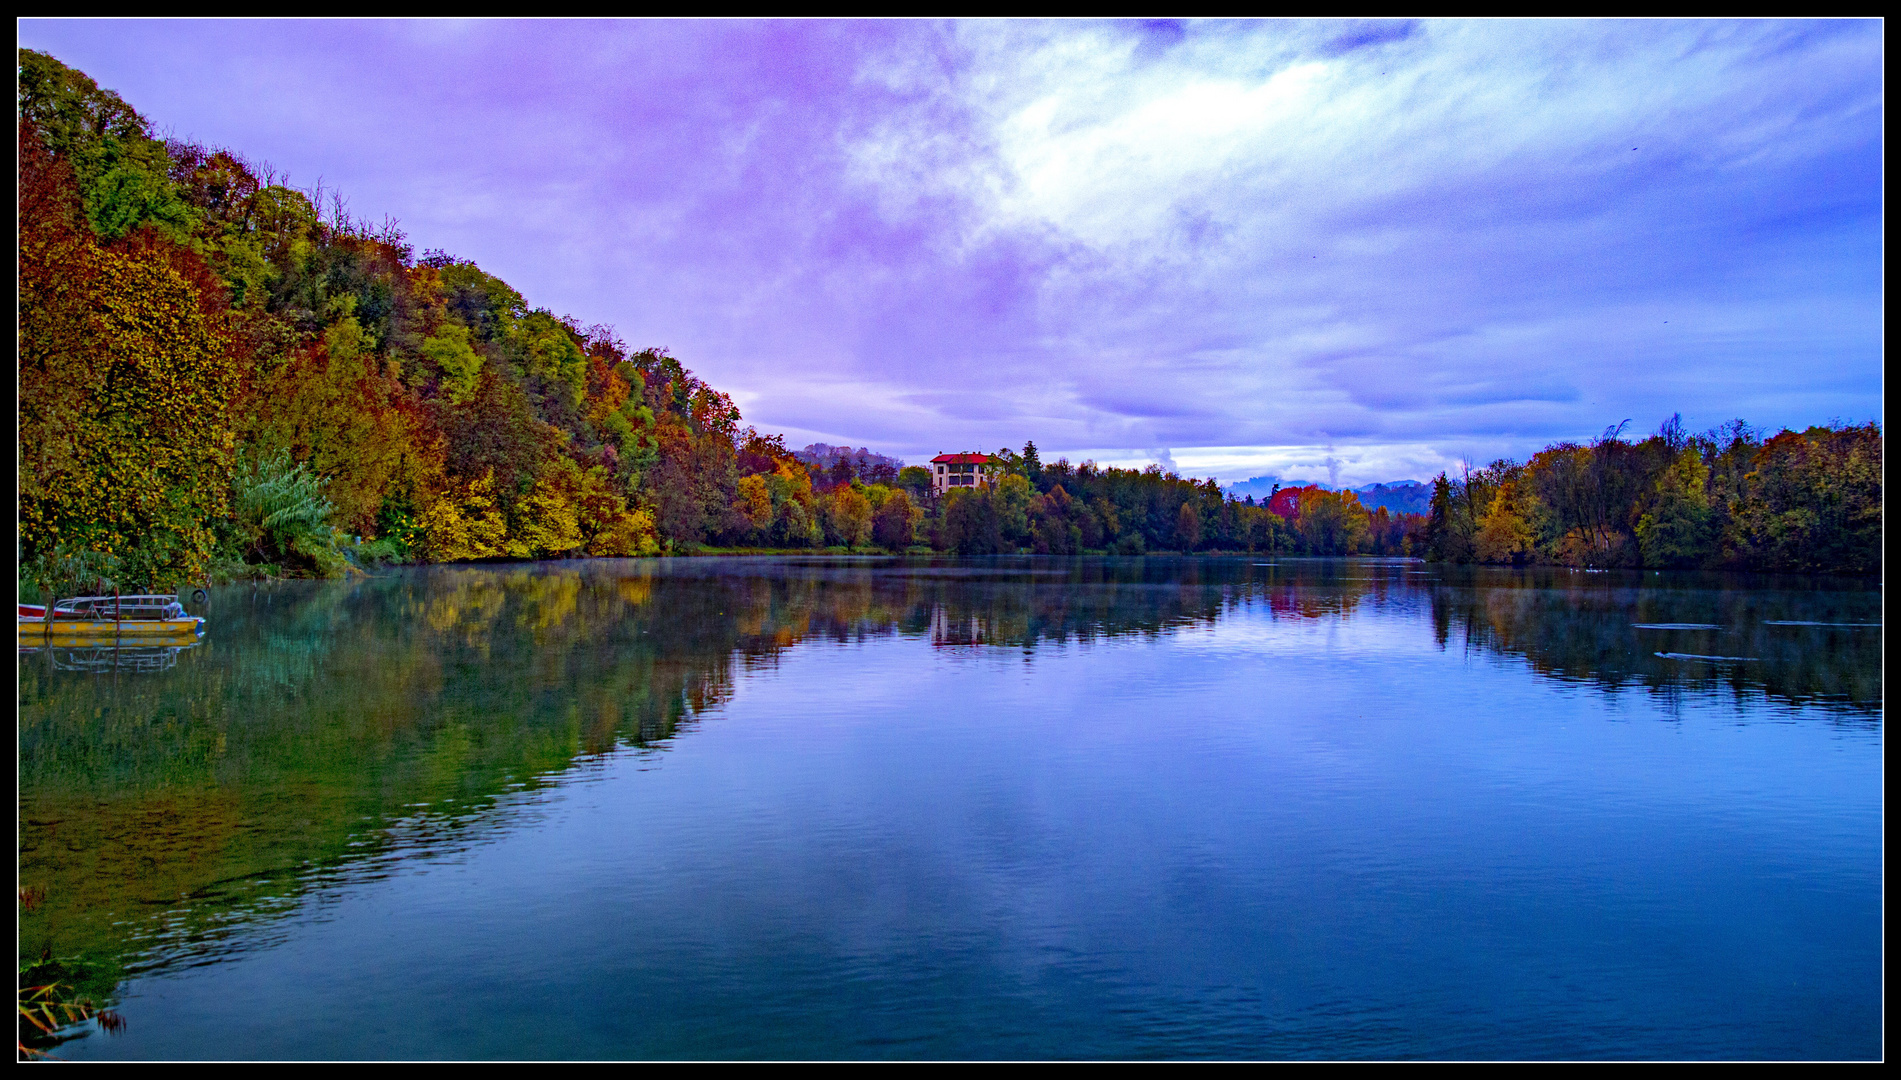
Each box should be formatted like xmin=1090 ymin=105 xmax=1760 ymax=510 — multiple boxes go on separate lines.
xmin=20 ymin=51 xmax=1871 ymax=589
xmin=16 ymin=50 xmax=1426 ymax=596
xmin=19 ymin=50 xmax=795 ymax=590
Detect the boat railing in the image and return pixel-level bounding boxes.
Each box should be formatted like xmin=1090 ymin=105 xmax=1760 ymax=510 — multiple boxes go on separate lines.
xmin=43 ymin=595 xmax=189 ymax=622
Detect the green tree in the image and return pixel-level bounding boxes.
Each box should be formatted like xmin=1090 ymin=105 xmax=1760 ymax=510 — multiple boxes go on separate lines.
xmin=422 ymin=322 xmax=484 ymax=404
xmin=897 ymin=466 xmax=934 ymax=499
xmin=517 ymin=312 xmax=588 ymax=406
xmin=774 ymin=498 xmax=820 ymax=547
xmin=872 ymin=490 xmax=922 ymax=551
xmin=1029 ymin=486 xmax=1083 ymax=555
xmin=232 ymin=447 xmax=340 ymax=573
xmin=17 ymin=49 xmax=196 ymax=243
xmin=995 ymin=474 xmax=1034 ymax=548
xmin=1635 ymin=447 xmax=1714 ymax=568
xmin=941 ymin=489 xmax=1004 ymax=556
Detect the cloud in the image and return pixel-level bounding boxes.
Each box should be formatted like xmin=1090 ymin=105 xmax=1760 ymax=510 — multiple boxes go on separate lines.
xmin=19 ymin=19 xmax=1882 ymax=479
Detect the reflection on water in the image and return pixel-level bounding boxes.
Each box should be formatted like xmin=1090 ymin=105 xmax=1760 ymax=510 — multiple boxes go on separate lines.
xmin=20 ymin=643 xmax=202 ymax=674
xmin=1425 ymin=566 xmax=1881 ymax=717
xmin=16 ymin=556 xmax=1882 ymax=1058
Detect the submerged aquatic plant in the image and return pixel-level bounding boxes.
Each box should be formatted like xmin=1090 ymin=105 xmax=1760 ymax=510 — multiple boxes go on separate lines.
xmin=17 ymin=975 xmax=123 ymax=1060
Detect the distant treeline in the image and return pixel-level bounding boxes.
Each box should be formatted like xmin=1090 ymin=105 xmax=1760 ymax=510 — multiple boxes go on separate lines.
xmin=1424 ymin=416 xmax=1881 ymax=576
xmin=901 ymin=445 xmax=1425 ymax=558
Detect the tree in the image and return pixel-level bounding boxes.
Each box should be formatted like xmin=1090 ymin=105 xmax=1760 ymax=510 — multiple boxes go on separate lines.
xmin=941 ymin=489 xmax=1003 ymax=556
xmin=1474 ymin=479 xmax=1540 ymax=565
xmin=1020 ymin=440 xmax=1043 ymax=487
xmin=1030 ymin=486 xmax=1082 ymax=555
xmin=897 ymin=466 xmax=934 ymax=499
xmin=774 ymin=498 xmax=820 ymax=547
xmin=1296 ymin=489 xmax=1370 ymax=555
xmin=1635 ymin=447 xmax=1714 ymax=568
xmin=1176 ymin=501 xmax=1202 ymax=551
xmin=422 ymin=322 xmax=484 ymax=404
xmin=516 ymin=312 xmax=588 ymax=407
xmin=872 ymin=490 xmax=921 ymax=551
xmin=231 ymin=448 xmax=343 ymax=575
xmin=417 ymin=470 xmax=508 ymax=561
xmin=1728 ymin=425 xmax=1882 ymax=574
xmin=19 ymin=124 xmax=239 ymax=589
xmin=825 ymin=484 xmax=874 ymax=547
xmin=995 ymin=474 xmax=1034 ymax=548
xmin=18 ymin=49 xmax=197 ymax=244
xmin=733 ymin=474 xmax=774 ymax=540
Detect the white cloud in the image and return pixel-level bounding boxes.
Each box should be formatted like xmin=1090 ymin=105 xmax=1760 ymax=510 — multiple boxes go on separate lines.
xmin=21 ymin=19 xmax=1880 ymax=480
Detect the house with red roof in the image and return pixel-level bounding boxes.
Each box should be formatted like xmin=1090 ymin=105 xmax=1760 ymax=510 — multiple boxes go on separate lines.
xmin=930 ymin=452 xmax=999 ymax=496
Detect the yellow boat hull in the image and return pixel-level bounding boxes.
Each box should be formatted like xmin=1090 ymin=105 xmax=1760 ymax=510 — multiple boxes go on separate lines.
xmin=18 ymin=618 xmax=205 ymax=643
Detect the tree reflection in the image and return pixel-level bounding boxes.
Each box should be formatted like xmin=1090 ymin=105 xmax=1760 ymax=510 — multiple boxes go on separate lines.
xmin=16 ymin=556 xmax=1880 ymax=1031
xmin=1426 ymin=566 xmax=1881 ymax=718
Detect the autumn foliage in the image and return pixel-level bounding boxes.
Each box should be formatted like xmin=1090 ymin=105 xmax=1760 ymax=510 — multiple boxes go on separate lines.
xmin=19 ymin=120 xmax=238 ymax=588
xmin=17 ymin=52 xmax=1874 ymax=584
xmin=1425 ymin=416 xmax=1881 ymax=575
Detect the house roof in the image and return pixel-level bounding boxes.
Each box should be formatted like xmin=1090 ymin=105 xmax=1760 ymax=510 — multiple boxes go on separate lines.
xmin=931 ymin=453 xmax=995 ymax=464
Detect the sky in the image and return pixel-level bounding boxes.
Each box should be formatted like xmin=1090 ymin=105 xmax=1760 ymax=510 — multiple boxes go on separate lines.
xmin=17 ymin=19 xmax=1883 ymax=486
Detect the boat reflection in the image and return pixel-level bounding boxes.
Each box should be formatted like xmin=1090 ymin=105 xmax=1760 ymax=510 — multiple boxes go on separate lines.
xmin=22 ymin=642 xmax=203 ymax=674
xmin=16 ymin=556 xmax=1880 ymax=1045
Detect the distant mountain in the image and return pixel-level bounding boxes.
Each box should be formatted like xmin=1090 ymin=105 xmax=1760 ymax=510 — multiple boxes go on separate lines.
xmin=1350 ymin=480 xmax=1431 ymax=517
xmin=1223 ymin=475 xmax=1286 ymax=500
xmin=798 ymin=443 xmax=904 ymax=468
xmin=796 ymin=444 xmax=905 ymax=484
xmin=1223 ymin=476 xmax=1432 ymax=516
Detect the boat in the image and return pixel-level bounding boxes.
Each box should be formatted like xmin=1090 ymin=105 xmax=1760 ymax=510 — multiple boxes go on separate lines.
xmin=17 ymin=595 xmax=205 ymax=643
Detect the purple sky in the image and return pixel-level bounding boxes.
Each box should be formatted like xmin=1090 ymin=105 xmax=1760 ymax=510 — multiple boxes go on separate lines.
xmin=18 ymin=20 xmax=1882 ymax=485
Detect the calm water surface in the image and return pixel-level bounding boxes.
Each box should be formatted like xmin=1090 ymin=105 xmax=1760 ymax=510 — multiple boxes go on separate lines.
xmin=18 ymin=557 xmax=1882 ymax=1059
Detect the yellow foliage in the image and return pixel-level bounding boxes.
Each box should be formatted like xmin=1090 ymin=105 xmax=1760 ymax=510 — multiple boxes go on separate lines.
xmin=19 ymin=220 xmax=238 ymax=588
xmin=506 ymin=473 xmax=585 ymax=558
xmin=616 ymin=576 xmax=653 ymax=605
xmin=420 ymin=571 xmax=508 ymax=650
xmin=1295 ymin=488 xmax=1370 ymax=555
xmin=588 ymin=507 xmax=660 ymax=557
xmin=246 ymin=335 xmax=422 ymax=534
xmin=734 ymin=474 xmax=773 ymax=534
xmin=517 ymin=573 xmax=580 ymax=631
xmin=773 ymin=459 xmax=814 ymax=507
xmin=417 ymin=470 xmax=508 ymax=561
xmin=422 ymin=323 xmax=484 ymax=405
xmin=825 ymin=485 xmax=873 ymax=547
xmin=1475 ymin=480 xmax=1539 ymax=564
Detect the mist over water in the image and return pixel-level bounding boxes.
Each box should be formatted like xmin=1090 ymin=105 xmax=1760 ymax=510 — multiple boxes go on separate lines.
xmin=19 ymin=557 xmax=1881 ymax=1059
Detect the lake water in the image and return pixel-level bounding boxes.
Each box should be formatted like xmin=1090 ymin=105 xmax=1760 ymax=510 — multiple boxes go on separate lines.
xmin=18 ymin=557 xmax=1882 ymax=1060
